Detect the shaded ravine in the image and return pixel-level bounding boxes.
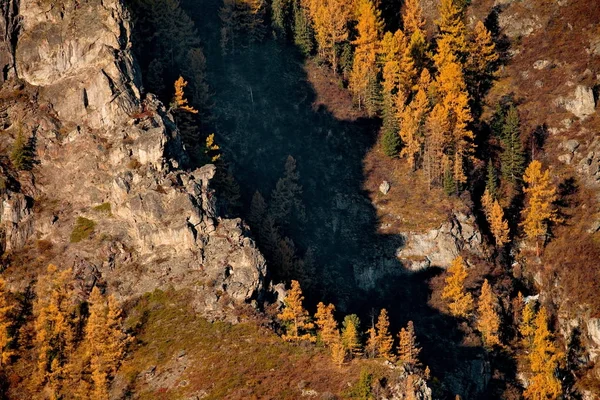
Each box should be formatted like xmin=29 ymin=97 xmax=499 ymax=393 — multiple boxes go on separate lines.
xmin=177 ymin=1 xmax=494 ymax=397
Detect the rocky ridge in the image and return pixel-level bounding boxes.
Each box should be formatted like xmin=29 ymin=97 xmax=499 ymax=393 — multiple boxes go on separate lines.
xmin=0 ymin=0 xmax=266 ymax=321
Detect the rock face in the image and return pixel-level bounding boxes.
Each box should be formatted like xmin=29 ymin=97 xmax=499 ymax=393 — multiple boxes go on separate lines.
xmin=556 ymin=85 xmax=596 ymax=119
xmin=397 ymin=212 xmax=484 ymax=270
xmin=15 ymin=0 xmax=141 ymax=129
xmin=0 ymin=0 xmax=266 ymax=320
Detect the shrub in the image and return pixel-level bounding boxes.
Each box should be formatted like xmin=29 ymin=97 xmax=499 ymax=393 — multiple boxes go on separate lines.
xmin=10 ymin=130 xmax=35 ymax=171
xmin=93 ymin=202 xmax=112 ymax=215
xmin=70 ymin=217 xmax=96 ymax=243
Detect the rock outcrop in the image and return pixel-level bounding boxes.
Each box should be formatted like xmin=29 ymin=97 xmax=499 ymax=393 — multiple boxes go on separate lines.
xmin=397 ymin=212 xmax=484 ymax=271
xmin=0 ymin=0 xmax=267 ymax=320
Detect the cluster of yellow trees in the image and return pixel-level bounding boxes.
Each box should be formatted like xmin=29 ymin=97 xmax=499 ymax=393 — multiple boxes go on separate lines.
xmin=297 ymin=0 xmax=497 ymax=189
xmin=278 ymin=280 xmax=427 ymax=378
xmin=0 ymin=265 xmax=130 ymax=399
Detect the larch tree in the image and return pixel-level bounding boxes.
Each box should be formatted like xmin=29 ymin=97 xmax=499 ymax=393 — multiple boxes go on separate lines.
xmin=435 ymin=49 xmax=474 ymax=186
xmin=466 ymin=21 xmax=498 ymax=97
xmin=476 ymin=279 xmax=501 ymax=348
xmin=84 ymin=287 xmax=131 ymax=400
xmin=33 ymin=265 xmax=77 ymax=394
xmin=315 ymin=302 xmax=339 ymax=346
xmin=481 ymin=188 xmax=494 ymax=220
xmin=350 ymin=0 xmax=383 ymax=116
xmin=521 ymin=160 xmax=559 ymax=256
xmin=331 ymin=336 xmax=347 ymax=366
xmin=441 ymin=256 xmax=474 ymax=318
xmin=341 ymin=314 xmax=362 ymax=357
xmin=435 ymin=0 xmax=468 ymax=60
xmin=375 ymin=309 xmax=394 ymax=360
xmin=398 ymin=321 xmax=421 ymax=369
xmin=0 ymin=277 xmax=13 ymax=368
xmin=402 ymin=0 xmax=425 ymax=38
xmin=424 ymin=103 xmax=450 ymax=187
xmin=171 ymin=76 xmax=199 ymax=114
xmin=313 ymin=0 xmax=351 ymax=73
xmin=278 ymin=280 xmax=316 ymax=342
xmin=365 ymin=324 xmax=378 ymax=359
xmin=399 ymin=77 xmax=430 ymax=170
xmin=489 ymin=200 xmax=510 ymax=247
xmin=524 ymin=307 xmax=563 ymax=400
xmin=519 ymin=301 xmax=536 ymax=347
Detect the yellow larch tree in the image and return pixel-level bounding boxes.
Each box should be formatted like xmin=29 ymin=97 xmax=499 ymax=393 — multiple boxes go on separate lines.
xmin=84 ymin=287 xmax=131 ymax=400
xmin=341 ymin=314 xmax=362 ymax=357
xmin=481 ymin=188 xmax=494 ymax=220
xmin=375 ymin=309 xmax=394 ymax=360
xmin=350 ymin=0 xmax=383 ymax=116
xmin=33 ymin=265 xmax=77 ymax=396
xmin=441 ymin=256 xmax=473 ymax=318
xmin=331 ymin=336 xmax=347 ymax=366
xmin=172 ymin=76 xmax=199 ymax=114
xmin=398 ymin=320 xmax=421 ymax=369
xmin=521 ymin=160 xmax=559 ymax=256
xmin=399 ymin=76 xmax=430 ymax=170
xmin=519 ymin=301 xmax=536 ymax=346
xmin=278 ymin=280 xmax=316 ymax=342
xmin=424 ymin=102 xmax=450 ymax=187
xmin=402 ymin=0 xmax=425 ymax=38
xmin=380 ymin=30 xmax=413 ymax=119
xmin=467 ymin=21 xmax=498 ymax=93
xmin=524 ymin=307 xmax=563 ymax=400
xmin=365 ymin=323 xmax=378 ymax=358
xmin=476 ymin=279 xmax=501 ymax=348
xmin=313 ymin=0 xmax=350 ymax=73
xmin=0 ymin=277 xmax=13 ymax=368
xmin=435 ymin=0 xmax=468 ymax=59
xmin=315 ymin=302 xmax=339 ymax=346
xmin=435 ymin=51 xmax=474 ymax=186
xmin=489 ymin=200 xmax=510 ymax=247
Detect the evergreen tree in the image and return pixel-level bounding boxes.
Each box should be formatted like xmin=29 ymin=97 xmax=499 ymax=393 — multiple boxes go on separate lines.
xmin=10 ymin=128 xmax=34 ymax=171
xmin=476 ymin=279 xmax=501 ymax=348
xmin=500 ymin=105 xmax=526 ymax=184
xmin=375 ymin=309 xmax=394 ymax=360
xmin=521 ymin=160 xmax=559 ymax=255
xmin=270 ymin=156 xmax=305 ymax=227
xmin=293 ymin=1 xmax=315 ymax=56
xmin=398 ymin=321 xmax=421 ymax=369
xmin=441 ymin=256 xmax=473 ymax=318
xmin=278 ymin=280 xmax=315 ymax=342
xmin=248 ymin=191 xmax=267 ymax=231
xmin=341 ymin=314 xmax=362 ymax=357
xmin=272 ymin=0 xmax=293 ymax=38
xmin=315 ymin=302 xmax=339 ymax=346
xmin=182 ymin=48 xmax=211 ymax=115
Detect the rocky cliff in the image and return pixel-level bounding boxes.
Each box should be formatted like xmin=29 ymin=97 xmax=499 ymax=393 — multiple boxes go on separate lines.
xmin=0 ymin=0 xmax=266 ymax=322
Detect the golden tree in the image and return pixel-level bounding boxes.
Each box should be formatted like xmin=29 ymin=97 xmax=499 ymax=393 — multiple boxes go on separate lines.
xmin=278 ymin=280 xmax=315 ymax=342
xmin=350 ymin=0 xmax=383 ymax=116
xmin=171 ymin=76 xmax=199 ymax=114
xmin=519 ymin=301 xmax=536 ymax=346
xmin=481 ymin=188 xmax=494 ymax=220
xmin=524 ymin=307 xmax=563 ymax=400
xmin=435 ymin=0 xmax=468 ymax=58
xmin=0 ymin=277 xmax=13 ymax=368
xmin=375 ymin=309 xmax=394 ymax=360
xmin=315 ymin=302 xmax=339 ymax=346
xmin=489 ymin=200 xmax=510 ymax=247
xmin=365 ymin=324 xmax=378 ymax=359
xmin=402 ymin=0 xmax=425 ymax=38
xmin=331 ymin=336 xmax=347 ymax=367
xmin=380 ymin=30 xmax=413 ymax=120
xmin=341 ymin=314 xmax=362 ymax=357
xmin=399 ymin=81 xmax=430 ymax=170
xmin=476 ymin=279 xmax=501 ymax=348
xmin=398 ymin=320 xmax=421 ymax=368
xmin=84 ymin=287 xmax=131 ymax=400
xmin=521 ymin=160 xmax=559 ymax=256
xmin=467 ymin=21 xmax=498 ymax=79
xmin=313 ymin=0 xmax=350 ymax=73
xmin=441 ymin=256 xmax=473 ymax=318
xmin=424 ymin=103 xmax=450 ymax=187
xmin=33 ymin=265 xmax=76 ymax=394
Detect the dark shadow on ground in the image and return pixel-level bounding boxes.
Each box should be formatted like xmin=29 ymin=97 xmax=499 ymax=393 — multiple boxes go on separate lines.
xmin=175 ymin=1 xmax=500 ymax=397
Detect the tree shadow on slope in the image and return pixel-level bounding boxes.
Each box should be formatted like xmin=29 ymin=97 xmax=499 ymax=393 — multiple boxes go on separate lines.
xmin=176 ymin=2 xmax=497 ymax=398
